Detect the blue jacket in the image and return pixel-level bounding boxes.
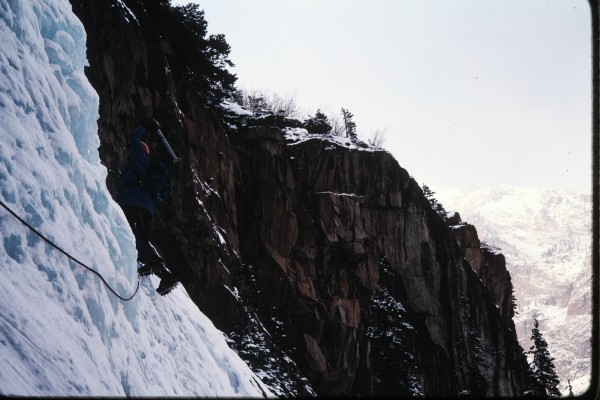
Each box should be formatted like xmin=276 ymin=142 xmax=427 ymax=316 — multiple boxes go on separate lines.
xmin=116 ymin=125 xmax=155 ymax=214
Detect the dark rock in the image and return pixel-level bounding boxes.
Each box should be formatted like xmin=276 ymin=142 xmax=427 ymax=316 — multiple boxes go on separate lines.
xmin=445 ymin=210 xmax=462 ymax=225
xmin=71 ymin=0 xmax=539 ymax=396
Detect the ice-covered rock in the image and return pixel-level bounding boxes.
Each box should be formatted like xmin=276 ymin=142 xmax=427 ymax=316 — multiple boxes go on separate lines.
xmin=0 ymin=0 xmax=271 ymax=396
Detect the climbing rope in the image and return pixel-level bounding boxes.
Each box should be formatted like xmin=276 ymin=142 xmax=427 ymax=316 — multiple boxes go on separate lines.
xmin=0 ymin=197 xmax=140 ymax=301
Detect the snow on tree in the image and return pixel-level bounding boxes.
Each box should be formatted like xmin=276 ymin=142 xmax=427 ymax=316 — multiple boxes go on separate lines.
xmin=527 ymin=319 xmax=561 ymax=397
xmin=341 ymin=108 xmax=357 ymax=139
xmin=246 ymin=92 xmax=271 ymax=117
xmin=303 ymin=109 xmax=332 ymax=135
xmin=366 ymin=286 xmax=424 ymax=397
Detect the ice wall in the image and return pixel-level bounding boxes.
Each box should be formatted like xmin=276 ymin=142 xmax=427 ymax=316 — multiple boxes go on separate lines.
xmin=0 ymin=0 xmax=270 ymax=396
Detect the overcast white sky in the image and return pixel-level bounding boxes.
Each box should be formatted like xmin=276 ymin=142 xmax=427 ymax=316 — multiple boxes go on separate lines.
xmin=174 ymin=0 xmax=592 ymax=193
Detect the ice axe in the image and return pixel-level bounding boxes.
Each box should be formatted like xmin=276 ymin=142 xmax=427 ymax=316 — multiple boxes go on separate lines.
xmin=154 ymin=125 xmax=181 ymax=164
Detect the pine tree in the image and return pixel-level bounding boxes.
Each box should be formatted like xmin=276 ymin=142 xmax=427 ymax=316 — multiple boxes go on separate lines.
xmin=366 ymin=287 xmax=424 ymax=396
xmin=511 ymin=289 xmax=519 ymax=316
xmin=159 ymin=3 xmax=236 ymax=105
xmin=422 ymin=184 xmax=435 ymax=200
xmin=527 ymin=319 xmax=561 ymax=397
xmin=246 ymin=93 xmax=270 ymax=117
xmin=422 ymin=184 xmax=447 ymax=219
xmin=341 ymin=108 xmax=357 ymax=139
xmin=304 ymin=109 xmax=331 ymax=134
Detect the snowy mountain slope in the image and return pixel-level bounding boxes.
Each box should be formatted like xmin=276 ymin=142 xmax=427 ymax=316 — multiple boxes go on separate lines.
xmin=435 ymin=186 xmax=593 ymax=395
xmin=0 ymin=0 xmax=271 ymax=396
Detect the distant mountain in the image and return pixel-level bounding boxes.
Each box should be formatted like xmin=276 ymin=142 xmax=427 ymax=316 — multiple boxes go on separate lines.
xmin=436 ymin=186 xmax=593 ymax=395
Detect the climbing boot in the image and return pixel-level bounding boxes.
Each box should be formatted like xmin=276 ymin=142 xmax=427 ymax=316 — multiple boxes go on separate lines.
xmin=137 ymin=259 xmax=165 ymax=277
xmin=157 ymin=272 xmax=179 ymax=296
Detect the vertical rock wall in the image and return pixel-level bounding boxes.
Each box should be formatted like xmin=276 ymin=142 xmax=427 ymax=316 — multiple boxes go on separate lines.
xmin=449 ymin=217 xmax=514 ymax=323
xmin=231 ymin=130 xmax=534 ymax=396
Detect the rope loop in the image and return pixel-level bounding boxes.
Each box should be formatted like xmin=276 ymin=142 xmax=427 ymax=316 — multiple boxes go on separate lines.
xmin=0 ymin=198 xmax=140 ymax=301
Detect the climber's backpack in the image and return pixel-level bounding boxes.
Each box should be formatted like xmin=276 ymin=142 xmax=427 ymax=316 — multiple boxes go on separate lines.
xmin=141 ymin=160 xmax=171 ymax=208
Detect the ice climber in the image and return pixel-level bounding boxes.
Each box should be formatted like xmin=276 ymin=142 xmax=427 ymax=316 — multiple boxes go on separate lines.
xmin=117 ymin=122 xmax=179 ymax=295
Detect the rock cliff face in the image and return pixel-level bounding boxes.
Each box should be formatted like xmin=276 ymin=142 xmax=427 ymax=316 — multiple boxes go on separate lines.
xmin=70 ymin=0 xmax=539 ymax=396
xmin=448 ymin=214 xmax=514 ymax=323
